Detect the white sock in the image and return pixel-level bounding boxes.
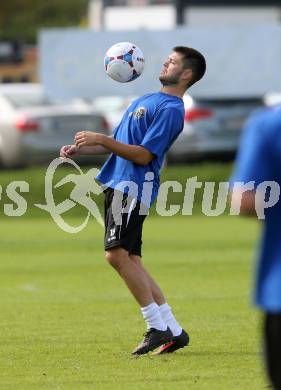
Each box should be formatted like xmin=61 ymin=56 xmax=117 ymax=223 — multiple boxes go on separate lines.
xmin=141 ymin=302 xmax=167 ymax=331
xmin=159 ymin=303 xmax=182 ymax=336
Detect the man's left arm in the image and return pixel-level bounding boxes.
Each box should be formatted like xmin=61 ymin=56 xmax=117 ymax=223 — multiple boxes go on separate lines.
xmin=230 ymin=112 xmax=273 ymax=218
xmin=231 ymin=189 xmax=257 ymax=217
xmin=74 ymin=131 xmax=154 ymax=166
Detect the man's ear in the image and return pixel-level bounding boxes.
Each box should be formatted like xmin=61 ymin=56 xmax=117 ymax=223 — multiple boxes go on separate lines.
xmin=181 ymin=68 xmax=192 ymax=82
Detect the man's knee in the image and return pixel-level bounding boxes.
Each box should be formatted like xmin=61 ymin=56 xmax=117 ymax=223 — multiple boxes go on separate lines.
xmin=105 ymin=248 xmax=128 ymax=271
xmin=130 ymin=254 xmax=142 ymax=267
xmin=105 ymin=250 xmax=119 ymax=267
xmin=130 ymin=255 xmax=148 ymax=275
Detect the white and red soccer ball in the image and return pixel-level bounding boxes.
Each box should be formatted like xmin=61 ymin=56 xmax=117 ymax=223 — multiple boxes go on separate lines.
xmin=104 ymin=42 xmax=145 ymax=83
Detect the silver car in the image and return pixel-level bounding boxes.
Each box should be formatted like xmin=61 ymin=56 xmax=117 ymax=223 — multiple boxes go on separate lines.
xmin=0 ymin=83 xmax=110 ymax=168
xmin=168 ymin=94 xmax=264 ymax=162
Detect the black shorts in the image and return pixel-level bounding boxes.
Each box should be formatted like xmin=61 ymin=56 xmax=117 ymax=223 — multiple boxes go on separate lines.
xmin=104 ymin=188 xmax=147 ymax=257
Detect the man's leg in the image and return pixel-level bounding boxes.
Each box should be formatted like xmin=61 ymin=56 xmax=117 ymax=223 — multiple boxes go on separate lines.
xmin=264 ymin=312 xmax=281 ymax=390
xmin=130 ymin=254 xmax=189 ymax=354
xmin=129 ymin=254 xmax=166 ymax=305
xmin=105 ymin=247 xmax=154 ymax=307
xmin=105 ymin=246 xmax=172 ymax=355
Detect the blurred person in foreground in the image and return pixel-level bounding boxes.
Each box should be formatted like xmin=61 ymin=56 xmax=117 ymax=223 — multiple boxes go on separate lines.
xmin=60 ymin=46 xmax=206 ymax=356
xmin=231 ymin=105 xmax=281 ymax=389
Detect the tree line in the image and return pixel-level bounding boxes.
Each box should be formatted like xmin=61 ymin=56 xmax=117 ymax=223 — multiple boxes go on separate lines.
xmin=0 ymin=0 xmax=89 ymax=43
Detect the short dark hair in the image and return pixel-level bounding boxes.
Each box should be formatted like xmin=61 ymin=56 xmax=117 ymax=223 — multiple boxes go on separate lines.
xmin=173 ymin=46 xmax=206 ymax=88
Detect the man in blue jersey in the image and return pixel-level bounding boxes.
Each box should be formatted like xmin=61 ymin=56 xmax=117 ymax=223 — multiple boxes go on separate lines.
xmin=231 ymin=106 xmax=281 ymax=389
xmin=60 ymin=46 xmax=206 ymax=356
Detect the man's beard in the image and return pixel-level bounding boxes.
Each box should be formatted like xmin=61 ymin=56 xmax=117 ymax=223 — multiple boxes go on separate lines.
xmin=159 ymin=73 xmax=181 ymax=86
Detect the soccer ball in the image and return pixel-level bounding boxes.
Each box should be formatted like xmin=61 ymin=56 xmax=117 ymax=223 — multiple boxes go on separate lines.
xmin=104 ymin=42 xmax=145 ymax=83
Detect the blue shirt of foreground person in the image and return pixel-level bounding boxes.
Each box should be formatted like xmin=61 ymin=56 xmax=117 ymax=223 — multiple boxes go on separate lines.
xmin=232 ymin=106 xmax=281 ymax=311
xmin=232 ymin=105 xmax=281 ymax=389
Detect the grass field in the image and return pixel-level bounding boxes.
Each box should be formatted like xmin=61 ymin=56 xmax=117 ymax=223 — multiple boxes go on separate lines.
xmin=0 ymin=214 xmax=267 ymax=389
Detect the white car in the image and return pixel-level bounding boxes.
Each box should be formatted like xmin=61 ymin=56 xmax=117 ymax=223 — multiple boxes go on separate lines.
xmin=0 ymin=83 xmax=110 ymax=168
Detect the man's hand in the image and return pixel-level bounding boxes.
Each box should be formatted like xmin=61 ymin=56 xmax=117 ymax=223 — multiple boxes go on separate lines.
xmin=75 ymin=131 xmax=102 ymax=148
xmin=60 ymin=144 xmax=80 ymax=159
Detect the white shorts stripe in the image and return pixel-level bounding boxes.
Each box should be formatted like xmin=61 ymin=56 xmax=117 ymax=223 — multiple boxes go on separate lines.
xmin=126 ymin=198 xmax=136 ymax=227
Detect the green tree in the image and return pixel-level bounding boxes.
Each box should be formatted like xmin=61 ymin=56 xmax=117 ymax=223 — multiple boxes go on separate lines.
xmin=0 ymin=0 xmax=89 ymax=43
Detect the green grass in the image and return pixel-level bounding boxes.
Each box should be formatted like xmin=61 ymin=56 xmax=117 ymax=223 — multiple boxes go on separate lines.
xmin=0 ymin=214 xmax=267 ymax=389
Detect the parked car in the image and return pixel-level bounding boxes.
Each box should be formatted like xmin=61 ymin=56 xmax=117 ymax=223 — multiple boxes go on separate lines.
xmin=0 ymin=83 xmax=110 ymax=168
xmin=168 ymin=94 xmax=264 ymax=162
xmin=92 ymin=93 xmax=264 ymax=163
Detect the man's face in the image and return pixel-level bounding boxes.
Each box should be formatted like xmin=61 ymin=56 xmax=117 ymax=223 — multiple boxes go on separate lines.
xmin=159 ymin=51 xmax=186 ymax=86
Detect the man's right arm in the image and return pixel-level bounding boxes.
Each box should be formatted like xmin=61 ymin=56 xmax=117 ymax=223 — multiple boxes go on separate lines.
xmin=77 ymin=144 xmax=111 ymax=155
xmin=60 ymin=137 xmax=113 ymax=159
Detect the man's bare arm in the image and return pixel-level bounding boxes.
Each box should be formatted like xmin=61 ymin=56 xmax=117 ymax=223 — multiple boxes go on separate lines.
xmin=74 ymin=131 xmax=154 ymax=166
xmin=231 ymin=189 xmax=257 ymax=217
xmin=60 ymin=137 xmax=112 ymax=159
xmin=78 ymin=144 xmax=111 ymax=155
